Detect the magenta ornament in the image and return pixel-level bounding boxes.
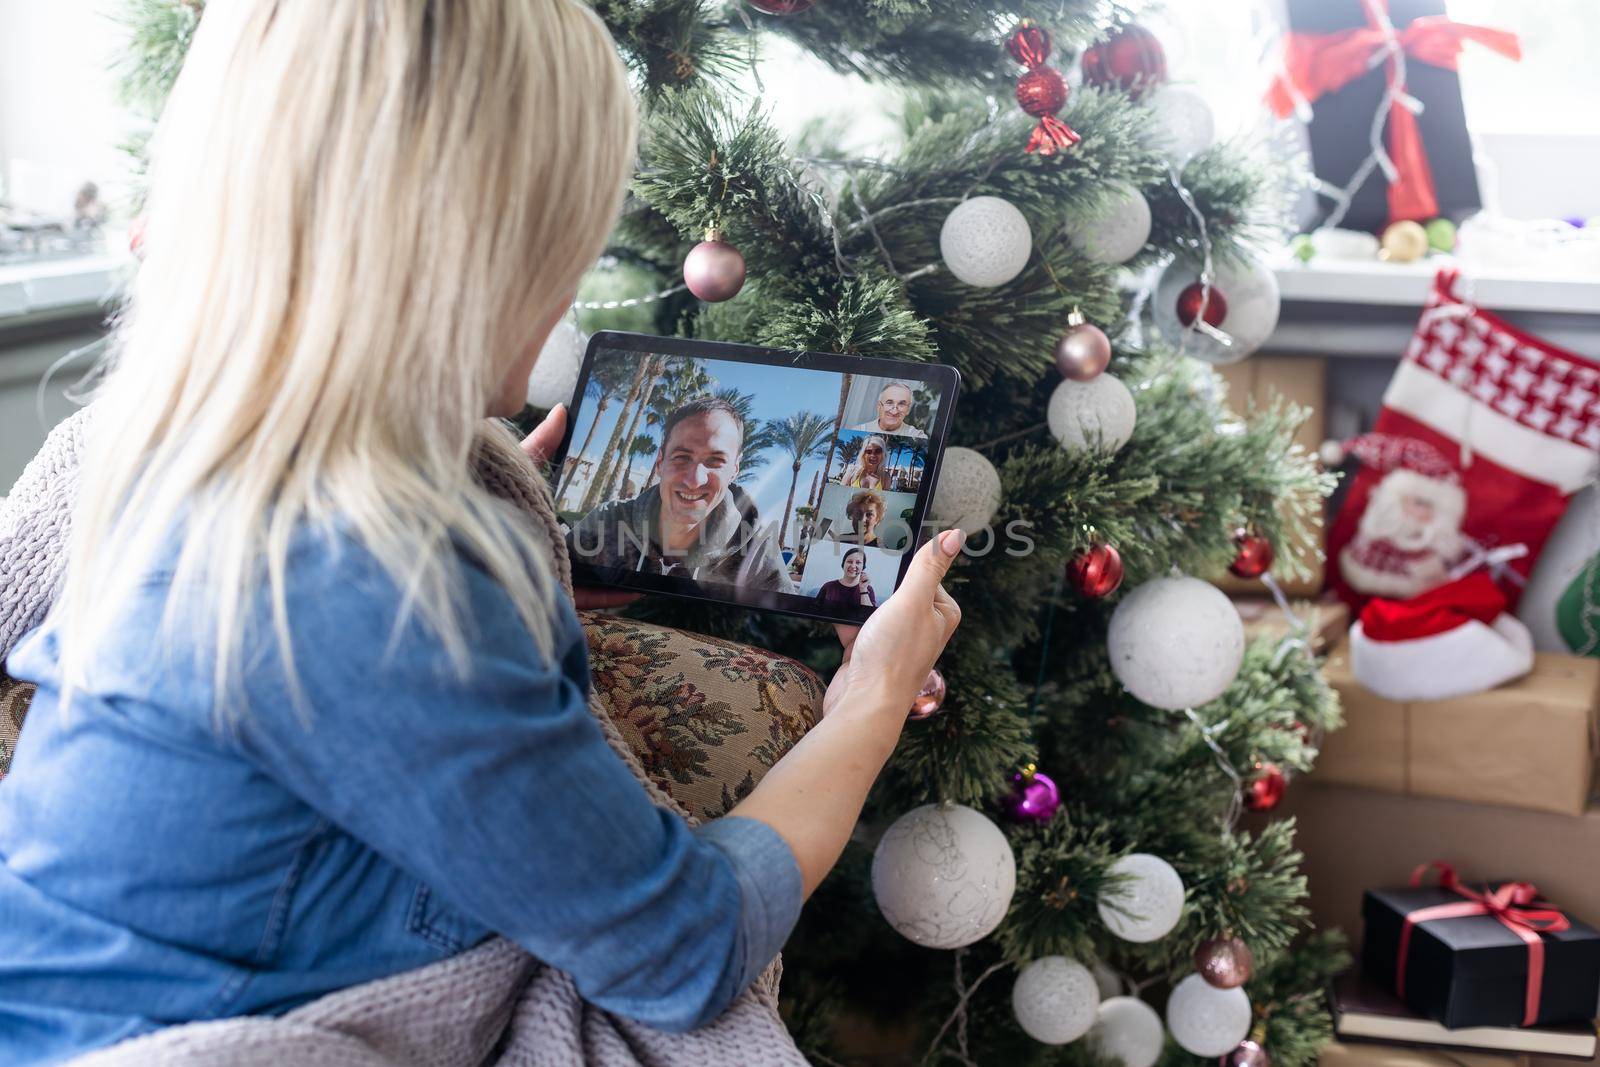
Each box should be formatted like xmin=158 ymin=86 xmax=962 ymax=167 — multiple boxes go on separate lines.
xmin=683 ymin=230 xmax=746 ymax=302
xmin=1054 ymin=311 xmax=1112 ymax=380
xmin=1002 ymin=764 xmax=1061 ymax=824
xmin=907 ymin=668 xmax=947 ymax=721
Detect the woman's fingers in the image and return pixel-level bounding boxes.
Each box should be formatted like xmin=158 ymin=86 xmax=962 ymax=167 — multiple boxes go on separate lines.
xmin=519 ymin=403 xmax=567 ymax=465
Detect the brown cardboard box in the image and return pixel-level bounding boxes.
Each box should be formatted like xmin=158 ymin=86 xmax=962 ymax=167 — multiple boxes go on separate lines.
xmin=1213 ymin=355 xmax=1328 ymax=598
xmin=1320 ymin=1039 xmax=1529 ymax=1067
xmin=1235 ymin=595 xmax=1351 ymax=653
xmin=1314 ymin=642 xmax=1600 ymax=816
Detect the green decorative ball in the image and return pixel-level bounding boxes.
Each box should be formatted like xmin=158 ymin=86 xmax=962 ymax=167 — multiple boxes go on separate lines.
xmin=1425 ymin=217 xmax=1458 ymax=253
xmin=1290 ymin=233 xmax=1316 ymax=263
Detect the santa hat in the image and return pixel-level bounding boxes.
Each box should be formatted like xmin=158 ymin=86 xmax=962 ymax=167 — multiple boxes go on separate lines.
xmin=1349 ymin=571 xmax=1534 ymax=702
xmin=1322 ymin=432 xmax=1461 ymax=483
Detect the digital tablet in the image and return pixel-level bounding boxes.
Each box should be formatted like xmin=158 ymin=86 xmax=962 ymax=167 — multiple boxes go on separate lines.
xmin=548 ymin=331 xmax=961 ymax=625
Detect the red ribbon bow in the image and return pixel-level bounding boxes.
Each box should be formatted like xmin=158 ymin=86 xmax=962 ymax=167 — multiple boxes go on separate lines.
xmin=1397 ymin=861 xmax=1572 ymax=1027
xmin=1264 ymin=0 xmax=1520 ymax=224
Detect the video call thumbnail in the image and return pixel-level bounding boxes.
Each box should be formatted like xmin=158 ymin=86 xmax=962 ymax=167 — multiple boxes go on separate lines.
xmin=555 ymin=347 xmax=944 ymax=609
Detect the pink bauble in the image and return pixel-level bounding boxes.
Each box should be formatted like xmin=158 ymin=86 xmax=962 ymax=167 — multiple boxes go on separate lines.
xmin=1195 ymin=935 xmax=1255 ymax=989
xmin=1220 ymin=1040 xmax=1271 ymax=1067
xmin=1002 ymin=768 xmax=1061 ymax=824
xmin=684 ymin=238 xmax=746 ymax=302
xmin=908 ymin=668 xmax=947 ymax=721
xmin=1054 ymin=322 xmax=1112 ymax=380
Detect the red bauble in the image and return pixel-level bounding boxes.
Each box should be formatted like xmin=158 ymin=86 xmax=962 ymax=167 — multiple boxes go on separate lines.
xmin=128 ymin=215 xmax=148 ymax=260
xmin=1016 ymin=66 xmax=1068 ymax=119
xmin=746 ymin=0 xmax=815 ymax=13
xmin=1176 ymin=282 xmax=1228 ymax=328
xmin=1081 ymin=22 xmax=1169 ymax=99
xmin=1067 ymin=543 xmax=1124 ymax=598
xmin=683 ymin=234 xmax=746 ymax=302
xmin=1228 ymin=528 xmax=1275 ymax=579
xmin=1245 ymin=762 xmax=1287 ymax=813
xmin=1006 ymin=19 xmax=1053 ymax=66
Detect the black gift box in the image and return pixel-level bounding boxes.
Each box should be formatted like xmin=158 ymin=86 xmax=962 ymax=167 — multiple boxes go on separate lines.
xmin=1362 ymin=885 xmax=1600 ymax=1029
xmin=1285 ymin=0 xmax=1482 ymax=233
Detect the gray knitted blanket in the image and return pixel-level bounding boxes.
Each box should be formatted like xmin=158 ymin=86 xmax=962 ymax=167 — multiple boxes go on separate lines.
xmin=0 ymin=407 xmax=806 ymax=1067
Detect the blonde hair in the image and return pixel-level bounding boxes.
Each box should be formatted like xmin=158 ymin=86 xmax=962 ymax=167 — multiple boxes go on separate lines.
xmin=56 ymin=0 xmax=636 ymax=720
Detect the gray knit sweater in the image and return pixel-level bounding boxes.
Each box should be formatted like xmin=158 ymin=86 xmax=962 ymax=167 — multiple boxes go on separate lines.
xmin=0 ymin=407 xmax=807 ymax=1067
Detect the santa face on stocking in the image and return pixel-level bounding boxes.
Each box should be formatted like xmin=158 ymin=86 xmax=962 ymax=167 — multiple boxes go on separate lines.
xmin=1339 ymin=468 xmax=1467 ymax=600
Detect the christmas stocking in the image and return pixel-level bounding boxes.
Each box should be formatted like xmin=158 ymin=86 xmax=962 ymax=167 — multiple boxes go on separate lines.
xmin=1327 ymin=270 xmax=1600 ymax=610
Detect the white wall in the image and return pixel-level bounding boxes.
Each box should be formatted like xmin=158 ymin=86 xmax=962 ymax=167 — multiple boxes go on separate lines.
xmin=0 ymin=0 xmax=134 ymax=217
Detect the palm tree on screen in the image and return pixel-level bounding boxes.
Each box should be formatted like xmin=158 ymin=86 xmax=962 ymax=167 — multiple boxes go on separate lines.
xmin=767 ymin=411 xmax=835 ymax=551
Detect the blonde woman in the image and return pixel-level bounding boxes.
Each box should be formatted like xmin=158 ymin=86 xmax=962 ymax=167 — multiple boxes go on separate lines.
xmin=841 ymin=435 xmax=889 ymax=489
xmin=0 ymin=3 xmax=961 ymax=1062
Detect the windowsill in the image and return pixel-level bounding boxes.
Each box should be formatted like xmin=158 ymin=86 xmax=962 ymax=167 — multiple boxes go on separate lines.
xmin=0 ymin=253 xmax=130 ymax=329
xmin=1274 ymin=254 xmax=1600 ymax=316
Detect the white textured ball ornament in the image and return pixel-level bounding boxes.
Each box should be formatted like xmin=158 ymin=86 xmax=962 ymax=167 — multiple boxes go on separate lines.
xmin=1153 ymin=255 xmax=1281 ymax=366
xmin=1048 ymin=375 xmax=1137 ymax=454
xmin=526 ymin=319 xmax=587 ymax=410
xmin=1011 ymin=957 xmax=1100 ymax=1045
xmin=1065 ymin=183 xmax=1152 ymax=266
xmin=1107 ymin=575 xmax=1245 ymax=710
xmin=1091 ymin=997 xmax=1166 ymax=1067
xmin=1166 ymin=974 xmax=1253 ymax=1057
xmin=1097 ymin=853 xmax=1186 ymax=943
xmin=940 ymin=196 xmax=1033 ymax=287
xmin=929 ymin=447 xmax=1003 ymax=537
xmin=871 ymin=804 xmax=1016 ymax=949
xmin=1144 ymin=86 xmax=1216 ymax=164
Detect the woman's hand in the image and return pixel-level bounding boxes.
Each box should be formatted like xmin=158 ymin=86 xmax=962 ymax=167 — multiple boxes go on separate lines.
xmin=518 ymin=405 xmax=640 ymax=613
xmin=825 ymin=530 xmax=962 ymax=720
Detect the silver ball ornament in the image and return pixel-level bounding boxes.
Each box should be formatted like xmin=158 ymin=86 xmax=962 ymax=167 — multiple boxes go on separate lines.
xmin=683 ymin=232 xmax=746 ymax=302
xmin=939 ymin=196 xmax=1033 ymax=288
xmin=1153 ymin=256 xmax=1281 ymax=366
xmin=1098 ymin=853 xmax=1186 ymax=943
xmin=1166 ymin=974 xmax=1252 ymax=1058
xmin=526 ymin=319 xmax=587 ymax=410
xmin=1048 ymin=375 xmax=1136 ymax=454
xmin=1196 ymin=935 xmax=1254 ymax=989
xmin=1065 ymin=183 xmax=1152 ymax=266
xmin=871 ymin=803 xmax=1016 ymax=949
xmin=1223 ymin=1039 xmax=1272 ymax=1067
xmin=1090 ymin=996 xmax=1166 ymax=1067
xmin=929 ymin=446 xmax=1002 ymax=537
xmin=1054 ymin=317 xmax=1112 ymax=381
xmin=1107 ymin=575 xmax=1244 ymax=710
xmin=1011 ymin=957 xmax=1100 ymax=1045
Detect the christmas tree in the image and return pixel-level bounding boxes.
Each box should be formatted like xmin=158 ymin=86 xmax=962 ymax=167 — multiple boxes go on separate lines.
xmin=118 ymin=3 xmax=1348 ymax=1064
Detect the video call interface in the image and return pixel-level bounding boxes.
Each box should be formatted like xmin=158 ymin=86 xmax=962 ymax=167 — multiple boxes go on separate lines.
xmin=555 ymin=346 xmax=947 ymax=613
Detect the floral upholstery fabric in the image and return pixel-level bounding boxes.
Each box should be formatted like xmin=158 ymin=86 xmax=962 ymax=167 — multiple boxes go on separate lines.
xmin=0 ymin=619 xmax=823 ymax=810
xmin=580 ymin=611 xmax=823 ymax=822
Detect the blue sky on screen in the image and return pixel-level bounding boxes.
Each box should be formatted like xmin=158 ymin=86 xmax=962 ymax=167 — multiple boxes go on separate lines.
xmin=566 ymin=351 xmax=845 ymax=525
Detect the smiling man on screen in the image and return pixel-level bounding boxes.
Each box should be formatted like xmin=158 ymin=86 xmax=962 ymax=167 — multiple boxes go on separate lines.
xmin=566 ymin=396 xmax=793 ymax=591
xmin=851 ymin=381 xmax=926 ymax=439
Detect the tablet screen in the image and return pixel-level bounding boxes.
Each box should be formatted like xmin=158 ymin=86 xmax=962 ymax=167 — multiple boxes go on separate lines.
xmin=551 ymin=333 xmax=958 ymax=623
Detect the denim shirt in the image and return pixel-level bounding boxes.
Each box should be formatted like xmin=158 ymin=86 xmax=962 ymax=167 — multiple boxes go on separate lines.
xmin=0 ymin=525 xmax=803 ymax=1065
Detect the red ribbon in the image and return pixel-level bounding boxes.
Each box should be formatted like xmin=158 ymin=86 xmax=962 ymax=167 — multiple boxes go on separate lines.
xmin=1397 ymin=861 xmax=1572 ymax=1027
xmin=1026 ymin=114 xmax=1081 ymax=156
xmin=1359 ymin=571 xmax=1506 ymax=642
xmin=1264 ymin=1 xmax=1520 ymax=224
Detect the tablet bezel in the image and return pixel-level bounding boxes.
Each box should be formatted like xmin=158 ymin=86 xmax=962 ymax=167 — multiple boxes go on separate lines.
xmin=547 ymin=330 xmax=962 ymax=626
